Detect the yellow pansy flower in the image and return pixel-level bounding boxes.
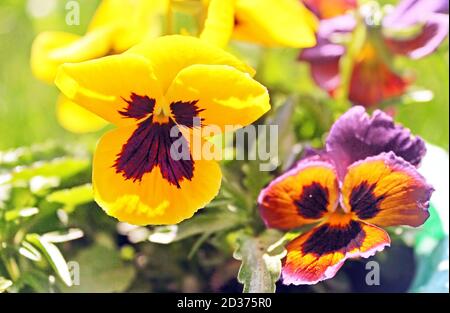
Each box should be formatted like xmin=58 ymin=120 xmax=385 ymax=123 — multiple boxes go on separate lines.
xmin=55 ymin=35 xmax=271 ymax=225
xmin=31 ymin=0 xmax=166 ymax=133
xmin=199 ymin=0 xmax=318 ymax=47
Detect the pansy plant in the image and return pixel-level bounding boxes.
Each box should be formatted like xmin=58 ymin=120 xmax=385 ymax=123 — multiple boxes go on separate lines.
xmin=55 ymin=35 xmax=271 ymax=225
xmin=258 ymin=106 xmax=433 ymax=284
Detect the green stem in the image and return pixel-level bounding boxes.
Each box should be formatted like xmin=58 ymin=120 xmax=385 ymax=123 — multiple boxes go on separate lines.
xmin=0 ymin=249 xmax=20 ymax=282
xmin=335 ymin=19 xmax=367 ymax=113
xmin=166 ymin=0 xmax=174 ymax=35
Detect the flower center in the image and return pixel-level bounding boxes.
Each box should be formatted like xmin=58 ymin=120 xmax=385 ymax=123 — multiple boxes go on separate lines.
xmin=114 ymin=93 xmax=203 ymax=188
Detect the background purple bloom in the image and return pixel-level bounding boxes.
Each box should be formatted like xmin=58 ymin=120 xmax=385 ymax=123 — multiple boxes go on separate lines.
xmin=383 ymin=0 xmax=449 ymax=59
xmin=325 ymin=106 xmax=426 ymax=178
xmin=299 ymin=0 xmax=449 ymax=106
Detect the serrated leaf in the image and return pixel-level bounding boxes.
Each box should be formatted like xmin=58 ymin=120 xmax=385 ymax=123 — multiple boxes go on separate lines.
xmin=0 ymin=277 xmax=13 ymax=293
xmin=25 ymin=234 xmax=73 ymax=287
xmin=148 ymin=208 xmax=242 ymax=244
xmin=46 ymin=184 xmax=93 ymax=209
xmin=233 ymin=229 xmax=286 ymax=293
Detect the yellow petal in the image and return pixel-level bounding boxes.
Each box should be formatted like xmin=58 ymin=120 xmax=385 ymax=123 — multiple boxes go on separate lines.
xmin=93 ymin=125 xmax=222 ymax=225
xmin=166 ymin=64 xmax=270 ymax=131
xmin=233 ymin=0 xmax=318 ymax=47
xmin=55 ymin=53 xmax=164 ymax=127
xmin=88 ymin=0 xmax=167 ymax=53
xmin=57 ymin=95 xmax=107 ymax=133
xmin=200 ymin=0 xmax=235 ymax=47
xmin=31 ymin=28 xmax=114 ymax=83
xmin=127 ymin=35 xmax=255 ymax=93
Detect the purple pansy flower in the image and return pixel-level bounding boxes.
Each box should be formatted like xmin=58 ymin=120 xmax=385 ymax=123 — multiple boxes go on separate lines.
xmin=258 ymin=106 xmax=433 ymax=284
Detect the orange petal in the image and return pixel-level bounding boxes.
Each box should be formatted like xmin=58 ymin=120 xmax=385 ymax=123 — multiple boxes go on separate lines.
xmin=258 ymin=160 xmax=339 ymax=230
xmin=341 ymin=152 xmax=433 ymax=227
xmin=348 ymin=42 xmax=409 ymax=107
xmin=282 ymin=215 xmax=390 ymax=285
xmin=303 ymin=0 xmax=357 ymax=19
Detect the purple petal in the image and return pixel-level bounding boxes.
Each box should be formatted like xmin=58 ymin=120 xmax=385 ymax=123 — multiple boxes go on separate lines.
xmin=299 ymin=40 xmax=342 ymax=91
xmin=383 ymin=0 xmax=449 ymax=29
xmin=299 ymin=14 xmax=355 ymax=90
xmin=325 ymin=106 xmax=426 ymax=178
xmin=318 ymin=14 xmax=357 ymax=37
xmin=308 ymin=59 xmax=341 ymax=92
xmin=299 ymin=14 xmax=356 ymax=61
xmin=300 ymin=41 xmax=345 ymax=62
xmin=385 ymin=13 xmax=449 ymax=59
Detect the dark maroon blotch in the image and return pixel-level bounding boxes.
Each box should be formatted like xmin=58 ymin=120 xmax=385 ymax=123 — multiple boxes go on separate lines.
xmin=114 ymin=95 xmax=203 ymax=188
xmin=294 ymin=182 xmax=329 ymax=219
xmin=302 ymin=220 xmax=363 ymax=256
xmin=170 ymin=100 xmax=204 ymax=128
xmin=114 ymin=119 xmax=194 ymax=188
xmin=349 ymin=181 xmax=386 ymax=219
xmin=120 ymin=93 xmax=156 ymax=120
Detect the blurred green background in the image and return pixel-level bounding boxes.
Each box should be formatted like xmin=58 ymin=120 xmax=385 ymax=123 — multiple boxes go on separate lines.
xmin=0 ymin=0 xmax=101 ymax=150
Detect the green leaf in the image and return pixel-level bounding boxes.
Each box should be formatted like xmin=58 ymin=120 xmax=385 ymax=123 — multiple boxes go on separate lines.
xmin=46 ymin=184 xmax=93 ymax=211
xmin=42 ymin=228 xmax=84 ymax=243
xmin=19 ymin=270 xmax=53 ymax=293
xmin=0 ymin=142 xmax=67 ymax=168
xmin=19 ymin=241 xmax=42 ymax=262
xmin=60 ymin=245 xmax=135 ymax=293
xmin=148 ymin=208 xmax=242 ymax=244
xmin=233 ymin=229 xmax=286 ymax=293
xmin=29 ymin=176 xmax=60 ymax=195
xmin=25 ymin=233 xmax=73 ymax=287
xmin=4 ymin=207 xmax=39 ymax=221
xmin=9 ymin=158 xmax=89 ymax=183
xmin=0 ymin=277 xmax=13 ymax=293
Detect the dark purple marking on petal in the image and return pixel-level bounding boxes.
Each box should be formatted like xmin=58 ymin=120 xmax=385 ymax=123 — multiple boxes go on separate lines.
xmin=326 ymin=106 xmax=426 ymax=179
xmin=119 ymin=93 xmax=156 ymax=120
xmin=302 ymin=220 xmax=363 ymax=256
xmin=295 ymin=182 xmax=329 ymax=219
xmin=170 ymin=100 xmax=204 ymax=128
xmin=349 ymin=181 xmax=386 ymax=219
xmin=114 ymin=118 xmax=194 ymax=188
